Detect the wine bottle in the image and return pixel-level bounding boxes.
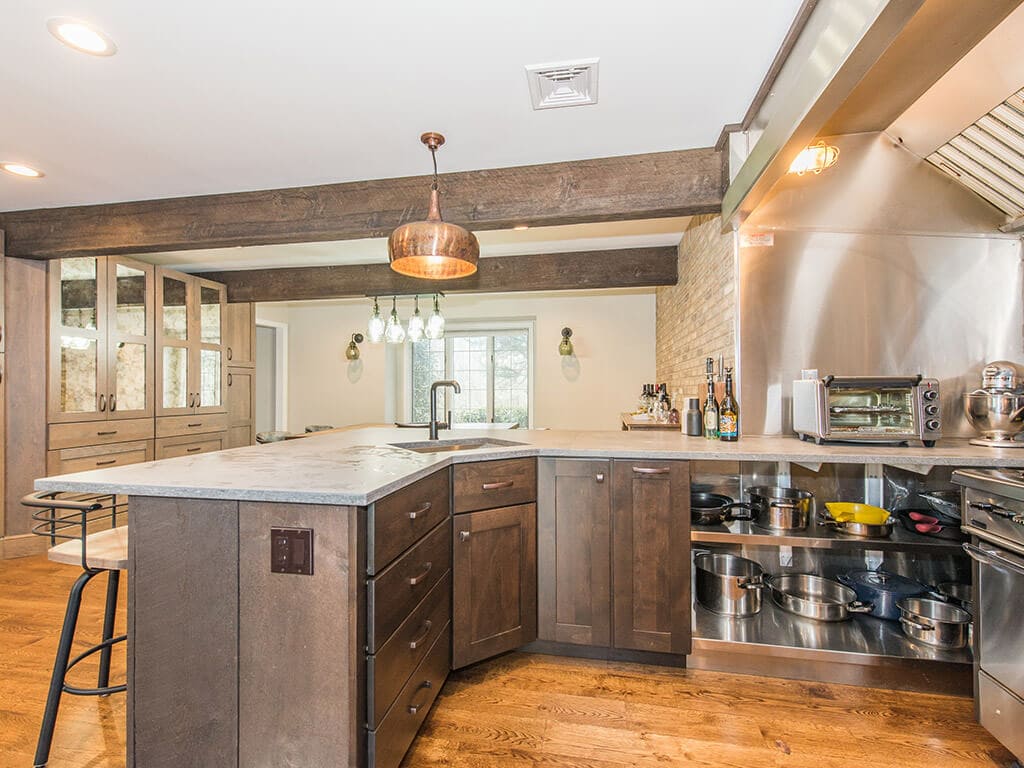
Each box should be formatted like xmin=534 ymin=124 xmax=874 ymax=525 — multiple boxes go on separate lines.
xmin=719 ymin=367 xmax=739 ymax=442
xmin=702 ymin=377 xmax=719 ymax=439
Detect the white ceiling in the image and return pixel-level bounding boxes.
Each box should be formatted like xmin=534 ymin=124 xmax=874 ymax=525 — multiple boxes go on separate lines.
xmin=137 ymin=217 xmax=690 ymax=272
xmin=0 ymin=0 xmax=802 ymax=212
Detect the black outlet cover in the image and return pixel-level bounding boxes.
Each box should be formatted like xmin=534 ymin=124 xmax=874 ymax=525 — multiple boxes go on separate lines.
xmin=270 ymin=527 xmax=314 ymax=575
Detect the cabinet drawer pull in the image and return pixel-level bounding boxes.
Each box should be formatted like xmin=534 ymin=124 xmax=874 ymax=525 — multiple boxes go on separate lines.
xmin=186 ymin=447 xmax=202 ymax=453
xmin=409 ymin=502 xmax=432 ymax=520
xmin=458 ymin=531 xmax=471 ymax=542
xmin=408 ymin=620 xmax=433 ymax=650
xmin=407 ymin=680 xmax=433 ymax=715
xmin=481 ymin=480 xmax=514 ymax=490
xmin=97 ymin=430 xmax=118 ymax=436
xmin=407 ymin=562 xmax=433 ymax=586
xmin=95 ymin=459 xmax=117 ymax=466
xmin=632 ymin=466 xmax=670 ymax=475
xmin=187 ymin=422 xmax=203 ymax=428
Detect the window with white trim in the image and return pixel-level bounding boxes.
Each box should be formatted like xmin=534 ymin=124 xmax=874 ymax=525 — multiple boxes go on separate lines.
xmin=409 ymin=327 xmax=531 ymax=427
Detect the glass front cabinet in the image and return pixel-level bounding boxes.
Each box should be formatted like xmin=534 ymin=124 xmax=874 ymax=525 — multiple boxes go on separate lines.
xmin=48 ymin=257 xmax=156 ymax=423
xmin=156 ymin=269 xmax=227 ymax=416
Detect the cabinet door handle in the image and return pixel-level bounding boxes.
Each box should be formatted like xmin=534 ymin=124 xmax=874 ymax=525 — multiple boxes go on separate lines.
xmin=227 ymin=373 xmax=233 ymax=386
xmin=408 ymin=620 xmax=433 ymax=650
xmin=595 ymin=473 xmax=605 ymax=483
xmin=195 ymin=394 xmax=201 ymax=407
xmin=98 ymin=394 xmax=107 ymax=412
xmin=109 ymin=394 xmax=117 ymax=412
xmin=407 ymin=561 xmax=433 ymax=586
xmin=481 ymin=481 xmax=514 ymax=490
xmin=97 ymin=430 xmax=118 ymax=436
xmin=227 ymin=346 xmax=233 ymax=361
xmin=632 ymin=466 xmax=670 ymax=475
xmin=186 ymin=447 xmax=202 ymax=453
xmin=407 ymin=680 xmax=433 ymax=715
xmin=458 ymin=531 xmax=471 ymax=542
xmin=188 ymin=393 xmax=196 ymax=408
xmin=409 ymin=502 xmax=432 ymax=520
xmin=95 ymin=459 xmax=117 ymax=466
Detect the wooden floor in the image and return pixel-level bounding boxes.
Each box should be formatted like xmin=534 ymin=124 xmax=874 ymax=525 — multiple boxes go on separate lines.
xmin=0 ymin=555 xmax=1016 ymax=768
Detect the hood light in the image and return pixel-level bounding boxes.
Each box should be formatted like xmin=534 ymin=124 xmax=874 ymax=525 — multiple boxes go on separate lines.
xmin=47 ymin=17 xmax=117 ymax=56
xmin=788 ymin=141 xmax=839 ymax=176
xmin=1 ymin=162 xmax=45 ymax=178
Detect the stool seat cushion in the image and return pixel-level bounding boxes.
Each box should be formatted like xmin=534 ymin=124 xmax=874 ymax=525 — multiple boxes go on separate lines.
xmin=48 ymin=526 xmax=128 ymax=571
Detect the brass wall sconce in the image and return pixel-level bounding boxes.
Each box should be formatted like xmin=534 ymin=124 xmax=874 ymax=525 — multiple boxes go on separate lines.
xmin=559 ymin=327 xmax=574 ymax=356
xmin=345 ymin=333 xmax=364 ymax=361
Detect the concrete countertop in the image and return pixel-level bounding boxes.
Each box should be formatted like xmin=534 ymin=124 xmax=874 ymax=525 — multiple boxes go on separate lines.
xmin=34 ymin=427 xmax=1024 ymax=506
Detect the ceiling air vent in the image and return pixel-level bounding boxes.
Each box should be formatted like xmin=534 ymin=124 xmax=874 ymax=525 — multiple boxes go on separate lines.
xmin=928 ymin=86 xmax=1024 ymax=227
xmin=525 ymin=58 xmax=599 ymax=110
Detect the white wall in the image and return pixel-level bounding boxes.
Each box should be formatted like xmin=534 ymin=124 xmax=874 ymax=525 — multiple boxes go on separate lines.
xmin=256 ymin=289 xmax=656 ymax=432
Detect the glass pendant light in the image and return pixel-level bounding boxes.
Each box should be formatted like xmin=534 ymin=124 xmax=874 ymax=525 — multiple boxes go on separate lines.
xmin=425 ymin=293 xmax=445 ymax=340
xmin=388 ymin=132 xmax=480 ymax=279
xmin=367 ymin=297 xmax=385 ymax=343
xmin=384 ymin=296 xmax=406 ymax=344
xmin=407 ymin=296 xmax=425 ymax=342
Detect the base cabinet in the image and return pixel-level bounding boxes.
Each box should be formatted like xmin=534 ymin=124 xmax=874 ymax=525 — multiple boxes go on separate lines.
xmin=452 ymin=502 xmax=537 ymax=669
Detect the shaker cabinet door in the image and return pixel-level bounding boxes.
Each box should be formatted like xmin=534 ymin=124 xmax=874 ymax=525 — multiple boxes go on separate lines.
xmin=537 ymin=458 xmax=611 ymax=647
xmin=106 ymin=257 xmax=155 ymax=419
xmin=611 ymin=459 xmax=690 ymax=654
xmin=452 ymin=503 xmax=537 ymax=669
xmin=223 ymin=302 xmax=256 ymax=368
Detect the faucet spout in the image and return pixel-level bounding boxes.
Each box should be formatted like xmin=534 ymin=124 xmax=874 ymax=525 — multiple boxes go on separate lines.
xmin=428 ymin=380 xmax=461 ymax=440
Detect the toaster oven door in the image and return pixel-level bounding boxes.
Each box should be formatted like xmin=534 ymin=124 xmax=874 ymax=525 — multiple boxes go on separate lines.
xmin=825 ymin=384 xmax=916 ymax=436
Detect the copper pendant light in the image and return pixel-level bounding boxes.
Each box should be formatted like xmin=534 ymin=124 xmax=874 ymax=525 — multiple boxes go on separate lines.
xmin=388 ymin=132 xmax=480 ymax=279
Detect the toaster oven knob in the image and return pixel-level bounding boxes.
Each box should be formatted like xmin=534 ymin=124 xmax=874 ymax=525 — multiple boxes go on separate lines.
xmin=923 ymin=389 xmax=939 ymax=401
xmin=925 ymin=404 xmax=939 ymax=416
xmin=925 ymin=419 xmax=941 ymax=432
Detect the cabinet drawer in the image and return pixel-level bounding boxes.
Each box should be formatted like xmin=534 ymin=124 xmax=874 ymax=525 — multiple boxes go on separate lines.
xmin=49 ymin=418 xmax=156 ymax=451
xmin=453 ymin=457 xmax=537 ymax=514
xmin=979 ymin=671 xmax=1024 ymax=761
xmin=47 ymin=440 xmax=154 ymax=475
xmin=367 ymin=623 xmax=450 ymax=768
xmin=367 ymin=571 xmax=451 ymax=728
xmin=156 ymin=413 xmax=229 ymax=438
xmin=367 ymin=519 xmax=451 ymax=652
xmin=155 ymin=433 xmax=226 ymax=459
xmin=368 ymin=468 xmax=450 ymax=574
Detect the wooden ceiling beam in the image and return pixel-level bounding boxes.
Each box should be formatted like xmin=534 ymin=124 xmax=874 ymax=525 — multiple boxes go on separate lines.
xmin=0 ymin=148 xmax=721 ymax=259
xmin=201 ymin=247 xmax=678 ymax=303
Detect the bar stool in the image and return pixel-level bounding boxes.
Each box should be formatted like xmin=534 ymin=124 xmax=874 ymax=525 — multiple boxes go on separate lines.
xmin=24 ymin=491 xmax=128 ymax=768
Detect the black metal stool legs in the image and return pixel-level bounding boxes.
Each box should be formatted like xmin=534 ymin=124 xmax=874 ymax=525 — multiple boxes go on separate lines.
xmin=34 ymin=569 xmax=99 ymax=768
xmin=97 ymin=570 xmax=120 ymax=692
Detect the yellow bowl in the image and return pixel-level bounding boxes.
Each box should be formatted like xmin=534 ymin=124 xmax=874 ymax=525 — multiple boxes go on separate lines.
xmin=825 ymin=502 xmax=891 ymax=525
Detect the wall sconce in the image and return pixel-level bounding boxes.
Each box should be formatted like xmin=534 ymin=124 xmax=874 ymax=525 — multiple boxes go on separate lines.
xmin=345 ymin=333 xmax=364 ymax=361
xmin=559 ymin=327 xmax=574 ymax=356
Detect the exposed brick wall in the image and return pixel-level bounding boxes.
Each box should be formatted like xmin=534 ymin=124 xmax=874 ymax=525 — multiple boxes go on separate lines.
xmin=656 ymin=214 xmax=736 ymax=403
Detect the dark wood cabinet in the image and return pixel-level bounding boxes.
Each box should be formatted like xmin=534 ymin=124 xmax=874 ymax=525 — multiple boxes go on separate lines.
xmin=537 ymin=458 xmax=611 ymax=647
xmin=452 ymin=502 xmax=537 ymax=668
xmin=611 ymin=459 xmax=690 ymax=654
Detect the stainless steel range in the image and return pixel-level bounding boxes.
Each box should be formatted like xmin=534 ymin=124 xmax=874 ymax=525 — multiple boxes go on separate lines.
xmin=953 ymin=468 xmax=1024 ymax=760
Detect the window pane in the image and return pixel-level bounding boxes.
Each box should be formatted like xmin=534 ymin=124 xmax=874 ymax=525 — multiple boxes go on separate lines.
xmin=115 ymin=342 xmax=147 ymax=411
xmin=60 ymin=257 xmax=98 ymax=330
xmin=410 ymin=339 xmax=445 ymax=423
xmin=493 ymin=331 xmax=529 ymax=426
xmin=115 ymin=263 xmax=147 ymax=336
xmin=201 ymin=286 xmax=222 ymax=344
xmin=60 ymin=335 xmax=98 ymax=413
xmin=451 ymin=336 xmax=488 ymax=424
xmin=163 ymin=347 xmax=188 ymax=409
xmin=201 ymin=349 xmax=221 ymax=407
xmin=162 ymin=277 xmax=188 ymax=340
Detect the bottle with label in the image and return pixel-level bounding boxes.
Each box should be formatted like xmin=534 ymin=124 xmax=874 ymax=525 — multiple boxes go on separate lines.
xmin=703 ymin=377 xmax=719 ymax=439
xmin=719 ymin=367 xmax=739 ymax=441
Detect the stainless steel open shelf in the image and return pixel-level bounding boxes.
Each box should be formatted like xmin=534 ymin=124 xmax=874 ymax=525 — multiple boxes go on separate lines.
xmin=691 ymin=518 xmax=965 ymax=553
xmin=691 ymin=598 xmax=973 ymax=665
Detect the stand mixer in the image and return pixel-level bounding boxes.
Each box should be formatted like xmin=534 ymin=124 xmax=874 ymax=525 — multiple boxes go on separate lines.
xmin=964 ymin=360 xmax=1024 ymax=448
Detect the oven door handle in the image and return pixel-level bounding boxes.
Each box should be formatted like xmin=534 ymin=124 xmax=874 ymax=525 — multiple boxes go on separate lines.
xmin=963 ymin=542 xmax=1024 ymax=576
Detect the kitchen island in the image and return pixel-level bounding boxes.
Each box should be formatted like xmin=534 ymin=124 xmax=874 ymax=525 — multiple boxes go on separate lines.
xmin=35 ymin=428 xmax=1024 ymax=768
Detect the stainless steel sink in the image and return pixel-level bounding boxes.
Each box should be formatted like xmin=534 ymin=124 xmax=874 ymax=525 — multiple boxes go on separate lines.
xmin=390 ymin=438 xmax=527 ymax=454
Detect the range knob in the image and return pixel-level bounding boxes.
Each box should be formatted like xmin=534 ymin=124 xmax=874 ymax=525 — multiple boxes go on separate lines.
xmin=1013 ymin=515 xmax=1024 ymax=527
xmin=925 ymin=404 xmax=939 ymax=416
xmin=923 ymin=389 xmax=939 ymax=401
xmin=925 ymin=419 xmax=941 ymax=432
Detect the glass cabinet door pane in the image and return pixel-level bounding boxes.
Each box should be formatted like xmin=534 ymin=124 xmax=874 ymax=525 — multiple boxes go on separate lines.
xmin=162 ymin=346 xmax=189 ymax=409
xmin=200 ymin=349 xmax=221 ymax=407
xmin=60 ymin=258 xmax=99 ymax=330
xmin=115 ymin=342 xmax=148 ymax=412
xmin=115 ymin=264 xmax=147 ymax=336
xmin=162 ymin=277 xmax=188 ymax=340
xmin=200 ymin=286 xmax=222 ymax=344
xmin=60 ymin=335 xmax=98 ymax=413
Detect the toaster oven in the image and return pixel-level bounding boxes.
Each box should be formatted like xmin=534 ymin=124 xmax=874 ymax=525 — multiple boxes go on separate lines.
xmin=792 ymin=375 xmax=941 ymax=447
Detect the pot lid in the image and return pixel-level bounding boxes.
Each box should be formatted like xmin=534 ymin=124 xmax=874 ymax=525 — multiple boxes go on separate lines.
xmin=843 ymin=570 xmax=927 ymax=596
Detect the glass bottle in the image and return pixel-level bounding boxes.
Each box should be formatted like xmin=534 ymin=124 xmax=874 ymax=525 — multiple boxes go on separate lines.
xmin=719 ymin=367 xmax=739 ymax=442
xmin=703 ymin=376 xmax=719 ymax=439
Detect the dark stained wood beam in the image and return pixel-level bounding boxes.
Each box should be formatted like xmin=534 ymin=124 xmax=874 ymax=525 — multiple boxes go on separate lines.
xmin=201 ymin=247 xmax=678 ymax=303
xmin=0 ymin=149 xmax=721 ymax=260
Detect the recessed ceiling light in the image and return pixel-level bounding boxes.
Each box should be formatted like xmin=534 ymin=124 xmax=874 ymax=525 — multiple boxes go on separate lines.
xmin=1 ymin=162 xmax=45 ymax=178
xmin=47 ymin=17 xmax=117 ymax=56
